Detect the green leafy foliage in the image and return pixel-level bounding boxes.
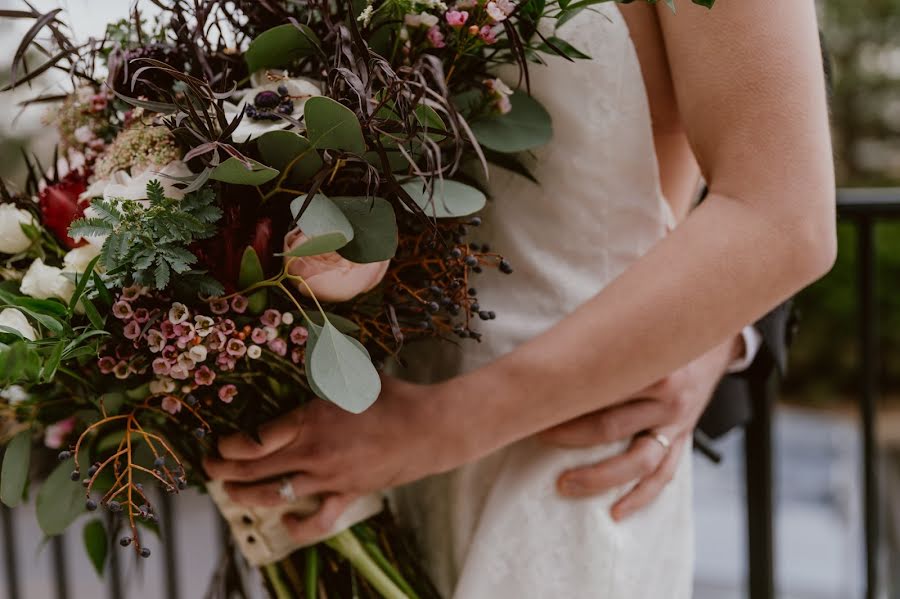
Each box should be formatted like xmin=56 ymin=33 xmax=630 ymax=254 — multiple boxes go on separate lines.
xmin=332 ymin=197 xmax=398 ymax=264
xmin=37 ymin=457 xmax=86 ymax=536
xmin=306 ymin=320 xmax=380 ymax=414
xmin=238 ymin=247 xmax=268 ymax=314
xmin=0 ymin=430 xmax=31 ymax=508
xmin=305 ymin=97 xmax=367 ymax=154
xmin=69 ymin=181 xmax=224 ymax=295
xmin=470 ymin=91 xmax=553 ymax=154
xmin=286 ymin=194 xmax=355 ymax=257
xmin=210 ymin=157 xmax=279 ymax=186
xmin=257 ymin=131 xmax=323 ymax=183
xmin=245 ymin=23 xmax=321 ymax=73
xmin=83 ymin=519 xmax=108 ymax=576
xmin=401 ymin=180 xmax=486 ymax=218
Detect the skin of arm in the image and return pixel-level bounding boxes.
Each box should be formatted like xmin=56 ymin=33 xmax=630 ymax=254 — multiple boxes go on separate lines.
xmin=206 ymin=0 xmax=837 ymax=533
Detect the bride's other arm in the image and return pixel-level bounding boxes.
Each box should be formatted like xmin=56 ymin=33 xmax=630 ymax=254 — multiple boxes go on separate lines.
xmin=437 ymin=0 xmax=836 ymax=465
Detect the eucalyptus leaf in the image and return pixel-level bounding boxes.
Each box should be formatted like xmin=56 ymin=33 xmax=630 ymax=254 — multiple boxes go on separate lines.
xmin=238 ymin=247 xmax=268 ymax=314
xmin=307 ymin=322 xmax=380 ymax=414
xmin=37 ymin=457 xmax=86 ymax=536
xmin=83 ymin=519 xmax=108 ymax=576
xmin=257 ymin=131 xmax=323 ymax=183
xmin=470 ymin=91 xmax=552 ymax=154
xmin=304 ymin=312 xmax=360 ymax=334
xmin=0 ymin=430 xmax=31 ymax=507
xmin=304 ymin=97 xmax=366 ymax=154
xmin=332 ymin=197 xmax=398 ymax=263
xmin=401 ymin=180 xmax=486 ymax=219
xmin=210 ymin=157 xmax=279 ymax=186
xmin=245 ymin=23 xmax=321 ymax=73
xmin=284 ymin=194 xmax=354 ymax=257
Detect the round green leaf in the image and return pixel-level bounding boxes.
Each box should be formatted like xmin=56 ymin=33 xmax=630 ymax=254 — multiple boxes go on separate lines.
xmin=37 ymin=457 xmax=86 ymax=536
xmin=308 ymin=322 xmax=380 ymax=414
xmin=470 ymin=91 xmax=553 ymax=153
xmin=210 ymin=157 xmax=279 ymax=186
xmin=401 ymin=180 xmax=486 ymax=219
xmin=238 ymin=247 xmax=268 ymax=314
xmin=305 ymin=97 xmax=366 ymax=154
xmin=285 ymin=194 xmax=355 ymax=257
xmin=257 ymin=131 xmax=323 ymax=183
xmin=245 ymin=24 xmax=321 ymax=73
xmin=1 ymin=430 xmax=31 ymax=507
xmin=83 ymin=519 xmax=108 ymax=577
xmin=305 ymin=312 xmax=360 ymax=334
xmin=332 ymin=197 xmax=398 ymax=263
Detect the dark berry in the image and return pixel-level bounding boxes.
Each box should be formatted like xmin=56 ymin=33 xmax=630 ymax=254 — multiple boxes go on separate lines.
xmin=193 ymin=428 xmax=206 ymax=439
xmin=468 ymin=288 xmax=478 ymax=297
xmin=470 ymin=302 xmax=481 ymax=312
xmin=120 ymin=537 xmax=132 ymax=547
xmin=499 ymin=260 xmax=513 ymax=274
xmin=429 ymin=285 xmax=442 ymax=296
xmin=449 ymin=304 xmax=461 ymax=316
xmin=465 ymin=256 xmax=478 ymax=267
xmin=87 ymin=464 xmax=98 ymax=477
xmin=253 ymin=90 xmax=280 ymax=109
xmin=58 ymin=451 xmax=72 ymax=461
xmin=426 ymin=301 xmax=440 ymax=313
xmin=481 ymin=244 xmax=491 ymax=252
xmin=153 ymin=456 xmax=166 ymax=468
xmin=469 ymin=216 xmax=482 ymax=226
xmin=488 ymin=311 xmax=497 ymax=320
xmin=450 ymin=248 xmax=463 ymax=259
xmin=140 ymin=547 xmax=151 ymax=558
xmin=70 ymin=470 xmax=81 ymax=481
xmin=473 ymin=266 xmax=483 ymax=274
xmin=186 ymin=394 xmax=198 ymax=406
xmin=277 ymin=84 xmax=289 ymax=96
xmin=86 ymin=499 xmax=98 ymax=511
xmin=108 ymin=501 xmax=122 ymax=513
xmin=177 ymin=479 xmax=187 ymax=490
xmin=479 ymin=311 xmax=491 ymax=321
xmin=82 ymin=479 xmax=90 ymax=487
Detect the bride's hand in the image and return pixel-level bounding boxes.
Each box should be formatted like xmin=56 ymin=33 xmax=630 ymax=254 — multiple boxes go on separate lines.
xmin=203 ymin=375 xmax=450 ymax=541
xmin=538 ymin=334 xmax=744 ymax=521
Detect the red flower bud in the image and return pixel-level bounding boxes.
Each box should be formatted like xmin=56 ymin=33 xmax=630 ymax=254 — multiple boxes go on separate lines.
xmin=39 ymin=173 xmax=87 ymax=249
xmin=251 ymin=217 xmax=273 ymax=272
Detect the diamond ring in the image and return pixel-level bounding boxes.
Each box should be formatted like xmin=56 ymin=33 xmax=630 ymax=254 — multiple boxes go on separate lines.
xmin=277 ymin=476 xmax=296 ymax=503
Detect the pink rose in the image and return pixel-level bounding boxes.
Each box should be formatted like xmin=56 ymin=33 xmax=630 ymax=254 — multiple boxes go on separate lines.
xmin=283 ymin=229 xmax=390 ymax=303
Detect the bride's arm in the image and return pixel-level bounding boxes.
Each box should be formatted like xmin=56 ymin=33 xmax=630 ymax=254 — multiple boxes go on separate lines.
xmin=436 ymin=0 xmax=835 ymax=465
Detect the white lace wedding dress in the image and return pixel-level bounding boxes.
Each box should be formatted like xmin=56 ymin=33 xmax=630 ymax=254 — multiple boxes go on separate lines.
xmin=392 ymin=5 xmax=694 ymax=598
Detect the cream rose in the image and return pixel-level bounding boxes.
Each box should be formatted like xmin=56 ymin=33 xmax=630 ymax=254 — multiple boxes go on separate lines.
xmin=0 ymin=204 xmax=37 ymax=254
xmin=0 ymin=308 xmax=37 ymax=341
xmin=63 ymin=244 xmax=102 ymax=273
xmin=284 ymin=229 xmax=389 ymax=303
xmin=20 ymin=259 xmax=75 ymax=303
xmin=80 ymin=160 xmax=192 ymax=204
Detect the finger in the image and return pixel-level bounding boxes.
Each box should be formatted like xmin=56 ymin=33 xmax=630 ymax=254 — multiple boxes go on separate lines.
xmin=218 ymin=412 xmax=301 ymax=461
xmin=282 ymin=494 xmax=357 ymax=544
xmin=540 ymin=399 xmax=668 ymax=448
xmin=557 ymin=434 xmax=668 ymax=498
xmin=204 ymin=448 xmax=304 ymax=482
xmin=223 ymin=473 xmax=325 ymax=508
xmin=611 ymin=435 xmax=687 ymax=521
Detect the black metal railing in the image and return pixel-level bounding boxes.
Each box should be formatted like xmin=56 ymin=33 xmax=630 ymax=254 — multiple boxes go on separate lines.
xmin=2 ymin=188 xmax=899 ymax=599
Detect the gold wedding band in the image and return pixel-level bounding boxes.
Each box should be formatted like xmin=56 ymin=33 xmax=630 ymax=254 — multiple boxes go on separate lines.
xmin=645 ymin=431 xmax=672 ymax=451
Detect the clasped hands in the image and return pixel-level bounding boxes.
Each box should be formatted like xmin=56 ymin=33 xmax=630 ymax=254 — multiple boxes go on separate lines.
xmin=204 ymin=335 xmax=742 ymax=542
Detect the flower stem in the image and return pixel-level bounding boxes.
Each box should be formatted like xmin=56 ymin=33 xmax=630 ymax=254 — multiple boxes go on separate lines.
xmin=325 ymin=530 xmax=412 ymax=599
xmin=264 ymin=563 xmax=293 ymax=599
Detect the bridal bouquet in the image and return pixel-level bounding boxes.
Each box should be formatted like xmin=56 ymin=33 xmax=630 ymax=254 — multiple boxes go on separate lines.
xmin=0 ymin=0 xmax=712 ymax=597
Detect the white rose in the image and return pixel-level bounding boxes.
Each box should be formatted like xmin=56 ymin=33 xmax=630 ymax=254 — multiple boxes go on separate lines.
xmin=63 ymin=244 xmax=101 ymax=273
xmin=0 ymin=308 xmax=37 ymax=341
xmin=80 ymin=160 xmax=192 ymax=204
xmin=0 ymin=204 xmax=37 ymax=254
xmin=20 ymin=259 xmax=75 ymax=303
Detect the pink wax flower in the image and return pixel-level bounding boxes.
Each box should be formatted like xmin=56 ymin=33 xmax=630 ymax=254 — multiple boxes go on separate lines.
xmin=90 ymin=94 xmax=108 ymax=112
xmin=479 ymin=25 xmax=498 ymax=44
xmin=251 ymin=327 xmax=268 ymax=345
xmin=162 ymin=345 xmax=178 ymax=360
xmin=427 ymin=25 xmax=446 ymax=48
xmin=260 ymin=309 xmax=281 ymax=328
xmin=120 ymin=285 xmax=143 ymax=301
xmin=44 ymin=417 xmax=76 ymax=449
xmin=113 ymin=361 xmax=130 ymax=380
xmin=194 ymin=365 xmax=216 ymax=386
xmin=231 ymin=295 xmax=248 ymax=314
xmin=160 ymin=320 xmax=176 ymax=339
xmin=98 ymin=356 xmax=117 ymax=374
xmin=216 ymin=353 xmax=236 ymax=371
xmin=112 ymin=300 xmax=133 ymax=320
xmin=445 ymin=10 xmax=468 ymax=27
xmin=225 ymin=338 xmax=247 ymax=358
xmin=219 ymin=319 xmax=236 ymax=336
xmin=133 ymin=308 xmax=150 ymax=323
xmin=152 ymin=358 xmax=171 ymax=376
xmin=290 ymin=326 xmax=309 ymax=345
xmin=161 ymin=396 xmax=182 ymax=415
xmin=169 ymin=364 xmax=190 ymax=380
xmin=168 ymin=302 xmax=189 ymax=324
xmin=268 ymin=338 xmax=288 ymax=357
xmin=123 ymin=320 xmax=142 ymax=341
xmin=291 ymin=347 xmax=304 ymax=365
xmin=209 ymin=297 xmax=229 ymax=315
xmin=218 ymin=384 xmax=238 ymax=404
xmin=207 ymin=331 xmax=227 ymax=351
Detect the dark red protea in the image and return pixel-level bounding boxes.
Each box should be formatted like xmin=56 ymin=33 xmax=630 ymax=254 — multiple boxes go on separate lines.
xmin=39 ymin=172 xmax=87 ymax=249
xmin=250 ymin=217 xmax=274 ymax=273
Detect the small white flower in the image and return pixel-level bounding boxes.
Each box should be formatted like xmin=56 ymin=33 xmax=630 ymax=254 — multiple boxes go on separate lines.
xmin=73 ymin=125 xmax=95 ymax=145
xmin=496 ymin=0 xmax=515 ymax=16
xmin=0 ymin=204 xmax=37 ymax=255
xmin=168 ymin=302 xmax=190 ymax=325
xmin=0 ymin=385 xmax=29 ymax=404
xmin=485 ymin=1 xmax=506 ymax=22
xmin=0 ymin=308 xmax=37 ymax=341
xmin=405 ymin=12 xmax=439 ymax=27
xmin=149 ymin=377 xmax=177 ymax=395
xmin=188 ymin=345 xmax=208 ymax=363
xmin=147 ymin=329 xmax=166 ymax=353
xmin=194 ymin=315 xmax=215 ymax=336
xmin=281 ymin=312 xmax=295 ymax=325
xmin=247 ymin=345 xmax=262 ymax=359
xmin=264 ymin=325 xmax=279 ymax=341
xmin=357 ymin=4 xmax=375 ymax=26
xmin=223 ymin=77 xmax=321 ymax=143
xmin=20 ymin=259 xmax=75 ymax=303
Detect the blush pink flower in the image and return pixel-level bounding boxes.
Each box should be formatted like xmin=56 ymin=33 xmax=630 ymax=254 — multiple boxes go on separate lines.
xmin=162 ymin=345 xmax=178 ymax=360
xmin=445 ymin=10 xmax=468 ymax=27
xmin=161 ymin=396 xmax=182 ymax=415
xmin=485 ymin=1 xmax=506 ymax=22
xmin=291 ymin=347 xmax=304 ymax=364
xmin=218 ymin=384 xmax=238 ymax=404
xmin=123 ymin=320 xmax=142 ymax=341
xmin=225 ymin=338 xmax=247 ymax=357
xmin=44 ymin=417 xmax=76 ymax=449
xmin=261 ymin=309 xmax=281 ymax=328
xmin=112 ymin=300 xmax=133 ymax=320
xmin=290 ymin=326 xmax=309 ymax=345
xmin=133 ymin=308 xmax=150 ymax=323
xmin=251 ymin=327 xmax=268 ymax=344
xmin=207 ymin=331 xmax=227 ymax=352
xmin=98 ymin=356 xmax=117 ymax=374
xmin=152 ymin=358 xmax=171 ymax=376
xmin=231 ymin=295 xmax=248 ymax=314
xmin=284 ymin=229 xmax=390 ymax=302
xmin=194 ymin=365 xmax=216 ymax=386
xmin=121 ymin=285 xmax=143 ymax=301
xmin=427 ymin=26 xmax=446 ymax=48
xmin=268 ymin=338 xmax=288 ymax=357
xmin=113 ymin=361 xmax=130 ymax=380
xmin=219 ymin=319 xmax=236 ymax=336
xmin=209 ymin=297 xmax=229 ymax=315
xmin=160 ymin=320 xmax=176 ymax=339
xmin=479 ymin=25 xmax=499 ymax=44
